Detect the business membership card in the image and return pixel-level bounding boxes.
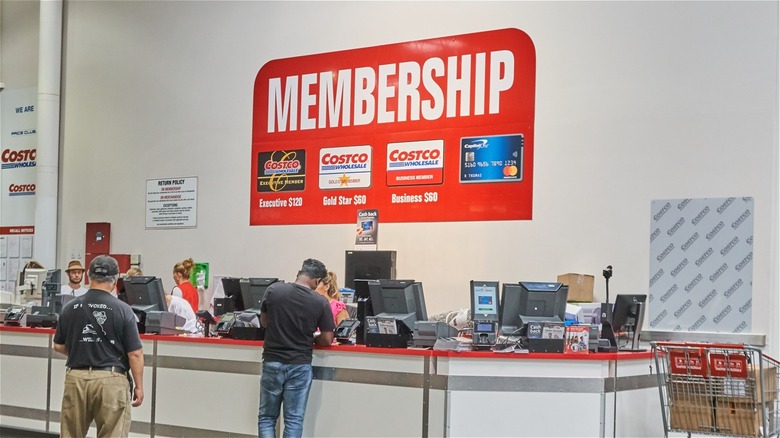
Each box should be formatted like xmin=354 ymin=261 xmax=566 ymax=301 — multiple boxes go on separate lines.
xmin=459 ymin=134 xmax=524 ymax=183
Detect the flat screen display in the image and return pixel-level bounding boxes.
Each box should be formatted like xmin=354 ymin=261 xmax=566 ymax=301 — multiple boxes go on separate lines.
xmin=470 ymin=280 xmax=499 ymax=321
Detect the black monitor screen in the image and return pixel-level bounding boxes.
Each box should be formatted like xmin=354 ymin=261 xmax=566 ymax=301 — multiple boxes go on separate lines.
xmin=125 ymin=276 xmax=168 ymax=313
xmin=499 ymin=282 xmax=568 ymax=334
xmin=518 ymin=282 xmax=568 ymax=324
xmin=354 ymin=279 xmax=372 ymax=301
xmin=240 ymin=278 xmax=279 ymax=313
xmin=42 ymin=269 xmax=62 ymax=308
xmin=221 ymin=277 xmax=245 ymax=310
xmin=53 ymin=293 xmax=75 ymax=314
xmin=611 ymin=294 xmax=647 ymax=333
xmin=499 ymin=283 xmax=523 ymax=335
xmin=367 ymin=279 xmax=427 ymax=330
xmin=45 ymin=269 xmax=61 ymax=286
xmin=344 ymin=250 xmax=396 ymax=289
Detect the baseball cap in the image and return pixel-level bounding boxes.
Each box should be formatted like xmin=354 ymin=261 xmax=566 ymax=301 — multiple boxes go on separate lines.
xmin=65 ymin=260 xmax=85 ymax=272
xmin=89 ymin=255 xmax=120 ymax=277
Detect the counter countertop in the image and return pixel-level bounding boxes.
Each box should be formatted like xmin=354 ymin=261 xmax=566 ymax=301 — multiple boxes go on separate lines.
xmin=0 ymin=324 xmax=654 ymax=360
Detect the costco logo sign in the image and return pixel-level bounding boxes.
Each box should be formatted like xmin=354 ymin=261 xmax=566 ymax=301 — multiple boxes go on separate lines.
xmin=386 ymin=140 xmax=444 ymax=187
xmin=319 ymin=145 xmax=372 ymax=189
xmin=1 ymin=149 xmax=37 ymax=170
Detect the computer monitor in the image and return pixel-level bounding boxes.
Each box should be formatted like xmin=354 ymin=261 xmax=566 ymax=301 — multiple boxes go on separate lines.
xmin=41 ymin=269 xmax=62 ymax=309
xmin=220 ymin=277 xmax=244 ymax=312
xmin=499 ymin=282 xmax=568 ymax=335
xmin=367 ymin=279 xmax=427 ymax=331
xmin=45 ymin=269 xmax=61 ymax=286
xmin=20 ymin=268 xmax=48 ymax=303
xmin=610 ymin=294 xmax=647 ymax=350
xmin=344 ymin=250 xmax=396 ymax=289
xmin=240 ymin=278 xmax=279 ymax=313
xmin=124 ymin=276 xmax=168 ymax=314
xmin=117 ymin=277 xmax=127 ymax=303
xmin=52 ymin=294 xmax=75 ymax=315
xmin=470 ymin=280 xmax=499 ymax=322
xmin=499 ymin=284 xmax=523 ymax=335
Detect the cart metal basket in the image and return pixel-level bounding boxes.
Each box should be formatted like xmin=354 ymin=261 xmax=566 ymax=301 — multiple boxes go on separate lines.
xmin=652 ymin=342 xmax=780 ymax=437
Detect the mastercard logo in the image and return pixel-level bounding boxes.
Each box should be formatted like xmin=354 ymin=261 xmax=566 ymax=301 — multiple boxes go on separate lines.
xmin=503 ymin=165 xmax=518 ymax=177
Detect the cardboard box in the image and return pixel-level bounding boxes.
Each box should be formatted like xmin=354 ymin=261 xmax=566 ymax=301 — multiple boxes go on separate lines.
xmin=557 ymin=273 xmax=594 ymax=302
xmin=715 ymin=400 xmax=775 ymax=437
xmin=668 ymin=379 xmax=711 ymax=405
xmin=667 ymin=378 xmax=714 ymax=432
xmin=712 ymin=364 xmax=777 ymax=403
xmin=669 ymin=402 xmax=714 ymax=432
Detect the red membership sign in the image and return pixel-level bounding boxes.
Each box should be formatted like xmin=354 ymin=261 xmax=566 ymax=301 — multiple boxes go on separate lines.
xmin=250 ymin=28 xmax=536 ymax=225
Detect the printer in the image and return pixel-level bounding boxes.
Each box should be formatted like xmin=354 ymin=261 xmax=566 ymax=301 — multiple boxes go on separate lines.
xmin=412 ymin=321 xmax=459 ymax=348
xmin=143 ymin=311 xmax=186 ymax=335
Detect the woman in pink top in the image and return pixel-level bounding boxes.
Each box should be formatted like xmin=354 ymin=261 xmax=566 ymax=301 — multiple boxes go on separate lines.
xmin=315 ymin=271 xmax=349 ymax=326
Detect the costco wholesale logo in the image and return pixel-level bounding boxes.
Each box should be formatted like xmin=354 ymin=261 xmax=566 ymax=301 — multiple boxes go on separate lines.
xmin=319 ymin=145 xmax=372 ymax=189
xmin=8 ymin=183 xmax=36 ymax=196
xmin=386 ymin=140 xmax=444 ymax=187
xmin=256 ymin=150 xmax=306 ymax=193
xmin=1 ymin=149 xmax=37 ymax=170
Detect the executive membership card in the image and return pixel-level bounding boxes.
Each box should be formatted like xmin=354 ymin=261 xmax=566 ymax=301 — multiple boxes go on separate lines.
xmin=459 ymin=134 xmax=524 ymax=183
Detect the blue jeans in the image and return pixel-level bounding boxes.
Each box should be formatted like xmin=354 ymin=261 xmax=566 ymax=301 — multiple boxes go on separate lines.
xmin=258 ymin=361 xmax=313 ymax=438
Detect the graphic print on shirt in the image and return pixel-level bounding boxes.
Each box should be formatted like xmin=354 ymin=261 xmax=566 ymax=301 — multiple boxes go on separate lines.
xmin=93 ymin=310 xmax=108 ymax=334
xmin=81 ymin=323 xmax=98 ymax=343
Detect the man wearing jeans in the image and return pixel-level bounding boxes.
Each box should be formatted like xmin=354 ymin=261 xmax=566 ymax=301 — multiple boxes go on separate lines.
xmin=258 ymin=259 xmax=335 ymax=438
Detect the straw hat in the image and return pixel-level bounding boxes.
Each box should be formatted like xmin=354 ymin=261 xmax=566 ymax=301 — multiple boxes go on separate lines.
xmin=65 ymin=260 xmax=85 ymax=272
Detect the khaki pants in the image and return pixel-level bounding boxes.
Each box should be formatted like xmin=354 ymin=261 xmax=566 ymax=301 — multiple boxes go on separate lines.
xmin=60 ymin=369 xmax=131 ymax=438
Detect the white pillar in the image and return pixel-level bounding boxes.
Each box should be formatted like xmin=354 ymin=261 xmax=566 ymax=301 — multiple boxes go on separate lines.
xmin=33 ymin=0 xmax=63 ymax=268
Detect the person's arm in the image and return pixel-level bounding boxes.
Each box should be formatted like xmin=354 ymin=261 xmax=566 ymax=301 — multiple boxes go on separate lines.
xmin=53 ymin=342 xmax=68 ymax=356
xmin=260 ymin=311 xmax=268 ymax=328
xmin=127 ymin=348 xmax=144 ymax=407
xmin=315 ymin=298 xmax=336 ymax=346
xmin=335 ymin=309 xmax=350 ymax=326
xmin=315 ymin=331 xmax=334 ymax=346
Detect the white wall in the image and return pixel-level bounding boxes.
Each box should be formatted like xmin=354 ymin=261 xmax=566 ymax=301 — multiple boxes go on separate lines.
xmin=0 ymin=0 xmax=39 ymax=88
xmin=8 ymin=2 xmax=780 ymax=348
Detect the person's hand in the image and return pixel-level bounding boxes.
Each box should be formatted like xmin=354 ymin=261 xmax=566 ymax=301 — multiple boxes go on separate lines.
xmin=132 ymin=386 xmax=144 ymax=407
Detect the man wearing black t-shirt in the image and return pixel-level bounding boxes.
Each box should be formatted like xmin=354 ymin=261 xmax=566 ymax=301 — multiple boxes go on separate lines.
xmin=53 ymin=255 xmax=144 ymax=438
xmin=258 ymin=258 xmax=335 ymax=438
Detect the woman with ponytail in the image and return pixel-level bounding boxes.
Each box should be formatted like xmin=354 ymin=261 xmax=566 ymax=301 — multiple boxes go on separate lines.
xmin=172 ymin=258 xmax=199 ymax=313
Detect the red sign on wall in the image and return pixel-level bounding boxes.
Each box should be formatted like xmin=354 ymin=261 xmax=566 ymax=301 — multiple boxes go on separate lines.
xmin=250 ymin=28 xmax=536 ymax=225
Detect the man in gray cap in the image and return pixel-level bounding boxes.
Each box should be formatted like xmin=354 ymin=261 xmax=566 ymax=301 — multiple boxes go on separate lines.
xmin=53 ymin=255 xmax=144 ymax=437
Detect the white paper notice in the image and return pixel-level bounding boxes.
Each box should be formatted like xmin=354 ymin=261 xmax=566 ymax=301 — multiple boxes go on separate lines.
xmin=7 ymin=236 xmax=20 ymax=258
xmin=20 ymin=236 xmax=33 ymax=258
xmin=146 ymin=177 xmax=198 ymax=228
xmin=8 ymin=258 xmax=20 ymax=284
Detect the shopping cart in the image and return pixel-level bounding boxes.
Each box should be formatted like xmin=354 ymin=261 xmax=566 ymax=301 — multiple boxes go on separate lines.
xmin=652 ymin=342 xmax=780 ymax=437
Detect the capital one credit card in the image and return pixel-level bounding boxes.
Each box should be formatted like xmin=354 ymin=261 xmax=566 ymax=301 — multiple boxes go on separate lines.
xmin=459 ymin=134 xmax=524 ymax=183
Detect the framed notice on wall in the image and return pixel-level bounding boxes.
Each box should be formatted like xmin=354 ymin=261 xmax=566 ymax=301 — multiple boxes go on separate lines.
xmin=145 ymin=177 xmax=198 ymax=229
xmin=250 ymin=28 xmax=537 ymax=225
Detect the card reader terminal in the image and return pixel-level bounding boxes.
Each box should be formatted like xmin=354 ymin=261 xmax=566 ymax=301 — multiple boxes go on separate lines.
xmin=472 ymin=321 xmax=497 ymax=350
